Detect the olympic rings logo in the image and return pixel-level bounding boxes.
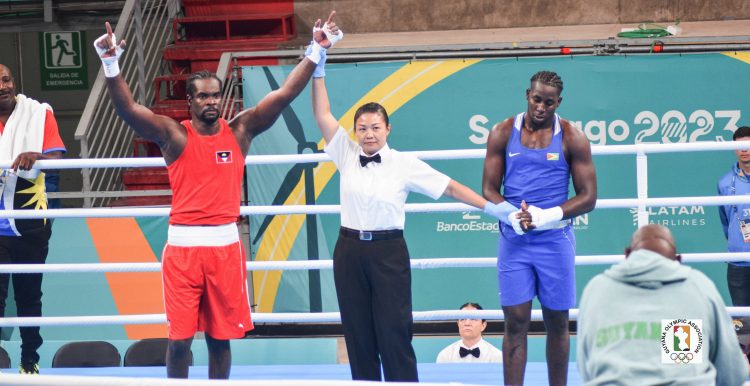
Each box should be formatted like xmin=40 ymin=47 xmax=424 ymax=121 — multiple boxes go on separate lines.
xmin=670 ymin=352 xmax=694 ymax=363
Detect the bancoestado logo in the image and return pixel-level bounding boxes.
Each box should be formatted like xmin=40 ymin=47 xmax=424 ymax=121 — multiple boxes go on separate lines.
xmin=435 ymin=213 xmax=589 ymax=233
xmin=630 ymin=206 xmax=707 ymax=228
xmin=436 ymin=212 xmax=499 ymax=233
xmin=661 ymin=319 xmax=703 ymax=364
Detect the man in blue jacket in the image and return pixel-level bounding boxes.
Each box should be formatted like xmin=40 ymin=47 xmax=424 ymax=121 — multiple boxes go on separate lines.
xmin=577 ymin=224 xmax=747 ymax=385
xmin=718 ymin=125 xmax=750 ymax=307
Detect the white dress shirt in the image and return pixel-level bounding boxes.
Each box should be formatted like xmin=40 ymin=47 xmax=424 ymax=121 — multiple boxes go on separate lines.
xmin=435 ymin=338 xmax=503 ymax=363
xmin=325 ymin=127 xmax=450 ymax=231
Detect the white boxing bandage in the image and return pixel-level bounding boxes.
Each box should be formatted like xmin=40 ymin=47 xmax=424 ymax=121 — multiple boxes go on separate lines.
xmin=527 ymin=205 xmax=564 ymax=230
xmin=322 ymin=22 xmax=343 ymax=47
xmin=93 ymin=33 xmax=124 ymax=78
xmin=305 ymin=41 xmax=326 ymax=65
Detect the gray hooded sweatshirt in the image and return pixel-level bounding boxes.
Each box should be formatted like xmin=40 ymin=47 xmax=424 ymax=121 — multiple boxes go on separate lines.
xmin=577 ymin=249 xmax=748 ymax=386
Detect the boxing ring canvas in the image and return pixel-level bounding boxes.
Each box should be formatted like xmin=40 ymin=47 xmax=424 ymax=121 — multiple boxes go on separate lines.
xmin=9 ymin=363 xmax=582 ymax=385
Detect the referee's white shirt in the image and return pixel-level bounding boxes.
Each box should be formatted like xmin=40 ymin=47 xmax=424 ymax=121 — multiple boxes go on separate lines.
xmin=435 ymin=339 xmax=503 ymax=363
xmin=325 ymin=127 xmax=450 ymax=231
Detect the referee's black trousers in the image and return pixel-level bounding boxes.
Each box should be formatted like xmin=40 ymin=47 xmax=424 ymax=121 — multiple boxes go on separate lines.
xmin=333 ymin=234 xmax=418 ymax=382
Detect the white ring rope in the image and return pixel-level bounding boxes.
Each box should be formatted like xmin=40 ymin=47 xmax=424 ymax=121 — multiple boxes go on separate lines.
xmin=0 ymin=141 xmax=746 ymax=220
xmin=0 ymin=252 xmax=748 ymax=274
xmin=1 ymin=194 xmax=750 ymax=219
xmin=2 ymin=308 xmax=750 ymax=328
xmin=2 ymin=139 xmax=750 ymax=170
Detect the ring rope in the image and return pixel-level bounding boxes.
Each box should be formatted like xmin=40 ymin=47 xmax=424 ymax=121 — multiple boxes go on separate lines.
xmin=0 ymin=252 xmax=748 ymax=274
xmin=2 ymin=140 xmax=750 ymax=170
xmin=2 ymin=308 xmax=750 ymax=328
xmin=1 ymin=194 xmax=750 ymax=220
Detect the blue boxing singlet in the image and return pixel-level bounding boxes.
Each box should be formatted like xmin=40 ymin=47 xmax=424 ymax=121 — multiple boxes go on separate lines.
xmin=502 ymin=112 xmax=570 ymax=209
xmin=497 ymin=112 xmax=577 ymax=310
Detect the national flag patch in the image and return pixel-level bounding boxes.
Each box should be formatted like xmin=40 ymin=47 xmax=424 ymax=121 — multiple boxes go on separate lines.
xmin=546 ymin=152 xmax=559 ymax=161
xmin=216 ymin=150 xmax=233 ymax=164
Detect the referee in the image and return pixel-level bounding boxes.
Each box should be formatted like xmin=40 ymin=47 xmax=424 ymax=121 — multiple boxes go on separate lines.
xmin=308 ymin=22 xmax=510 ymax=382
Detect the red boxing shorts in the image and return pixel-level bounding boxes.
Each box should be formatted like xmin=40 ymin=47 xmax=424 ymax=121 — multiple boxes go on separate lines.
xmin=162 ymin=223 xmax=253 ymax=340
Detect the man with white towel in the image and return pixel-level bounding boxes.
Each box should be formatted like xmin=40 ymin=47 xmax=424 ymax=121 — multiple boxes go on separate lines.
xmin=0 ymin=63 xmax=66 ymax=374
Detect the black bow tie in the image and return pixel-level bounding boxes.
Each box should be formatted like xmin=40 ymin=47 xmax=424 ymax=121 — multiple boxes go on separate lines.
xmin=459 ymin=347 xmax=480 ymax=358
xmin=359 ymin=153 xmax=381 ymax=167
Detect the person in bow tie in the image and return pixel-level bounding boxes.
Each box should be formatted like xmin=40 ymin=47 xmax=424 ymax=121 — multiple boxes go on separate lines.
xmin=436 ymin=302 xmax=502 ymax=364
xmin=310 ymin=24 xmax=507 ymax=383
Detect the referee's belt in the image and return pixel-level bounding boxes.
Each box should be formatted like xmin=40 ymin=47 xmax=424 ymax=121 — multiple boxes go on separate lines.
xmin=340 ymin=227 xmax=403 ymax=241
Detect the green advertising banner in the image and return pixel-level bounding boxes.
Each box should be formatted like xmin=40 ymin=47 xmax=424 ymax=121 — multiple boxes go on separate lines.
xmin=242 ymin=52 xmax=750 ymax=313
xmin=39 ymin=31 xmax=88 ymax=90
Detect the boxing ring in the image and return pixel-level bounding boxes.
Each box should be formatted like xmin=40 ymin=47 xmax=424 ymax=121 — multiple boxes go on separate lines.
xmin=1 ymin=140 xmax=750 ymax=385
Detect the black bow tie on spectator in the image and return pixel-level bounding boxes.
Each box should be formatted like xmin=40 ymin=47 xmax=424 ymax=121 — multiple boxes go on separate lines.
xmin=359 ymin=153 xmax=381 ymax=167
xmin=459 ymin=347 xmax=480 ymax=358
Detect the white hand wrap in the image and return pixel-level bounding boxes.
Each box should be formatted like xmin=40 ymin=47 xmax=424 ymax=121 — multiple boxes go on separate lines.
xmin=304 ymin=41 xmax=327 ymax=78
xmin=322 ymin=22 xmax=344 ymax=47
xmin=527 ymin=205 xmax=564 ymax=230
xmin=305 ymin=41 xmax=326 ymax=65
xmin=93 ymin=33 xmax=124 ymax=78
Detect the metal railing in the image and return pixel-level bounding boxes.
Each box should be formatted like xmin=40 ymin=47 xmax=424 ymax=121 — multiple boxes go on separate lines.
xmin=215 ymin=35 xmax=750 ymax=70
xmin=74 ymin=0 xmax=180 ymax=207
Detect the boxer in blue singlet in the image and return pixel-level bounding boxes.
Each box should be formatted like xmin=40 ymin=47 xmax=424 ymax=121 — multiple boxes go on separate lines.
xmin=481 ymin=71 xmax=597 ymax=386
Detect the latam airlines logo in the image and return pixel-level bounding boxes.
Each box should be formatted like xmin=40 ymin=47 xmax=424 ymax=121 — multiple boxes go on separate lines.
xmin=629 ymin=206 xmax=706 ymax=227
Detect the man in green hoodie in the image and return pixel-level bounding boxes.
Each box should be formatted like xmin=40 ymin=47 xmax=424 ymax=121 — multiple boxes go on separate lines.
xmin=577 ymin=224 xmax=748 ymax=386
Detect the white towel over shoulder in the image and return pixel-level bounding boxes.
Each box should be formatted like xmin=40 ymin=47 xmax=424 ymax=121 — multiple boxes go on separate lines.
xmin=0 ymin=93 xmax=50 ymax=160
xmin=0 ymin=94 xmax=51 ymax=236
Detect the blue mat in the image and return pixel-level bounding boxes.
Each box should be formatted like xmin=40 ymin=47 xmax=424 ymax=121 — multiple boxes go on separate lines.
xmin=41 ymin=363 xmax=583 ymax=385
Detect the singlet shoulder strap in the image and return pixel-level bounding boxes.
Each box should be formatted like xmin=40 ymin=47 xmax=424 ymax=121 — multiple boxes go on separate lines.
xmin=553 ymin=114 xmax=561 ymax=136
xmin=513 ymin=112 xmax=525 ymax=131
xmin=218 ymin=118 xmax=230 ymax=134
xmin=180 ymin=120 xmax=195 ymax=135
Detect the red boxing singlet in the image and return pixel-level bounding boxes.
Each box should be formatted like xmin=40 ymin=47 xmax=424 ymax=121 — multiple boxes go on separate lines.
xmin=167 ymin=119 xmax=244 ymax=225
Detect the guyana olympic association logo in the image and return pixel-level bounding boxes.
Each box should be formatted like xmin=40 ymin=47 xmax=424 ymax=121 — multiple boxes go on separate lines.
xmin=661 ymin=319 xmax=703 ymax=364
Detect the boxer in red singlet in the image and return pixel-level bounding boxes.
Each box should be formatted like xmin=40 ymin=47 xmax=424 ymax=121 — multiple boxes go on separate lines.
xmin=94 ymin=12 xmax=342 ymax=379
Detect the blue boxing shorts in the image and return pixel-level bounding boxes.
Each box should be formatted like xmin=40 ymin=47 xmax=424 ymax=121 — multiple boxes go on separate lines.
xmin=497 ymin=222 xmax=576 ymax=310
